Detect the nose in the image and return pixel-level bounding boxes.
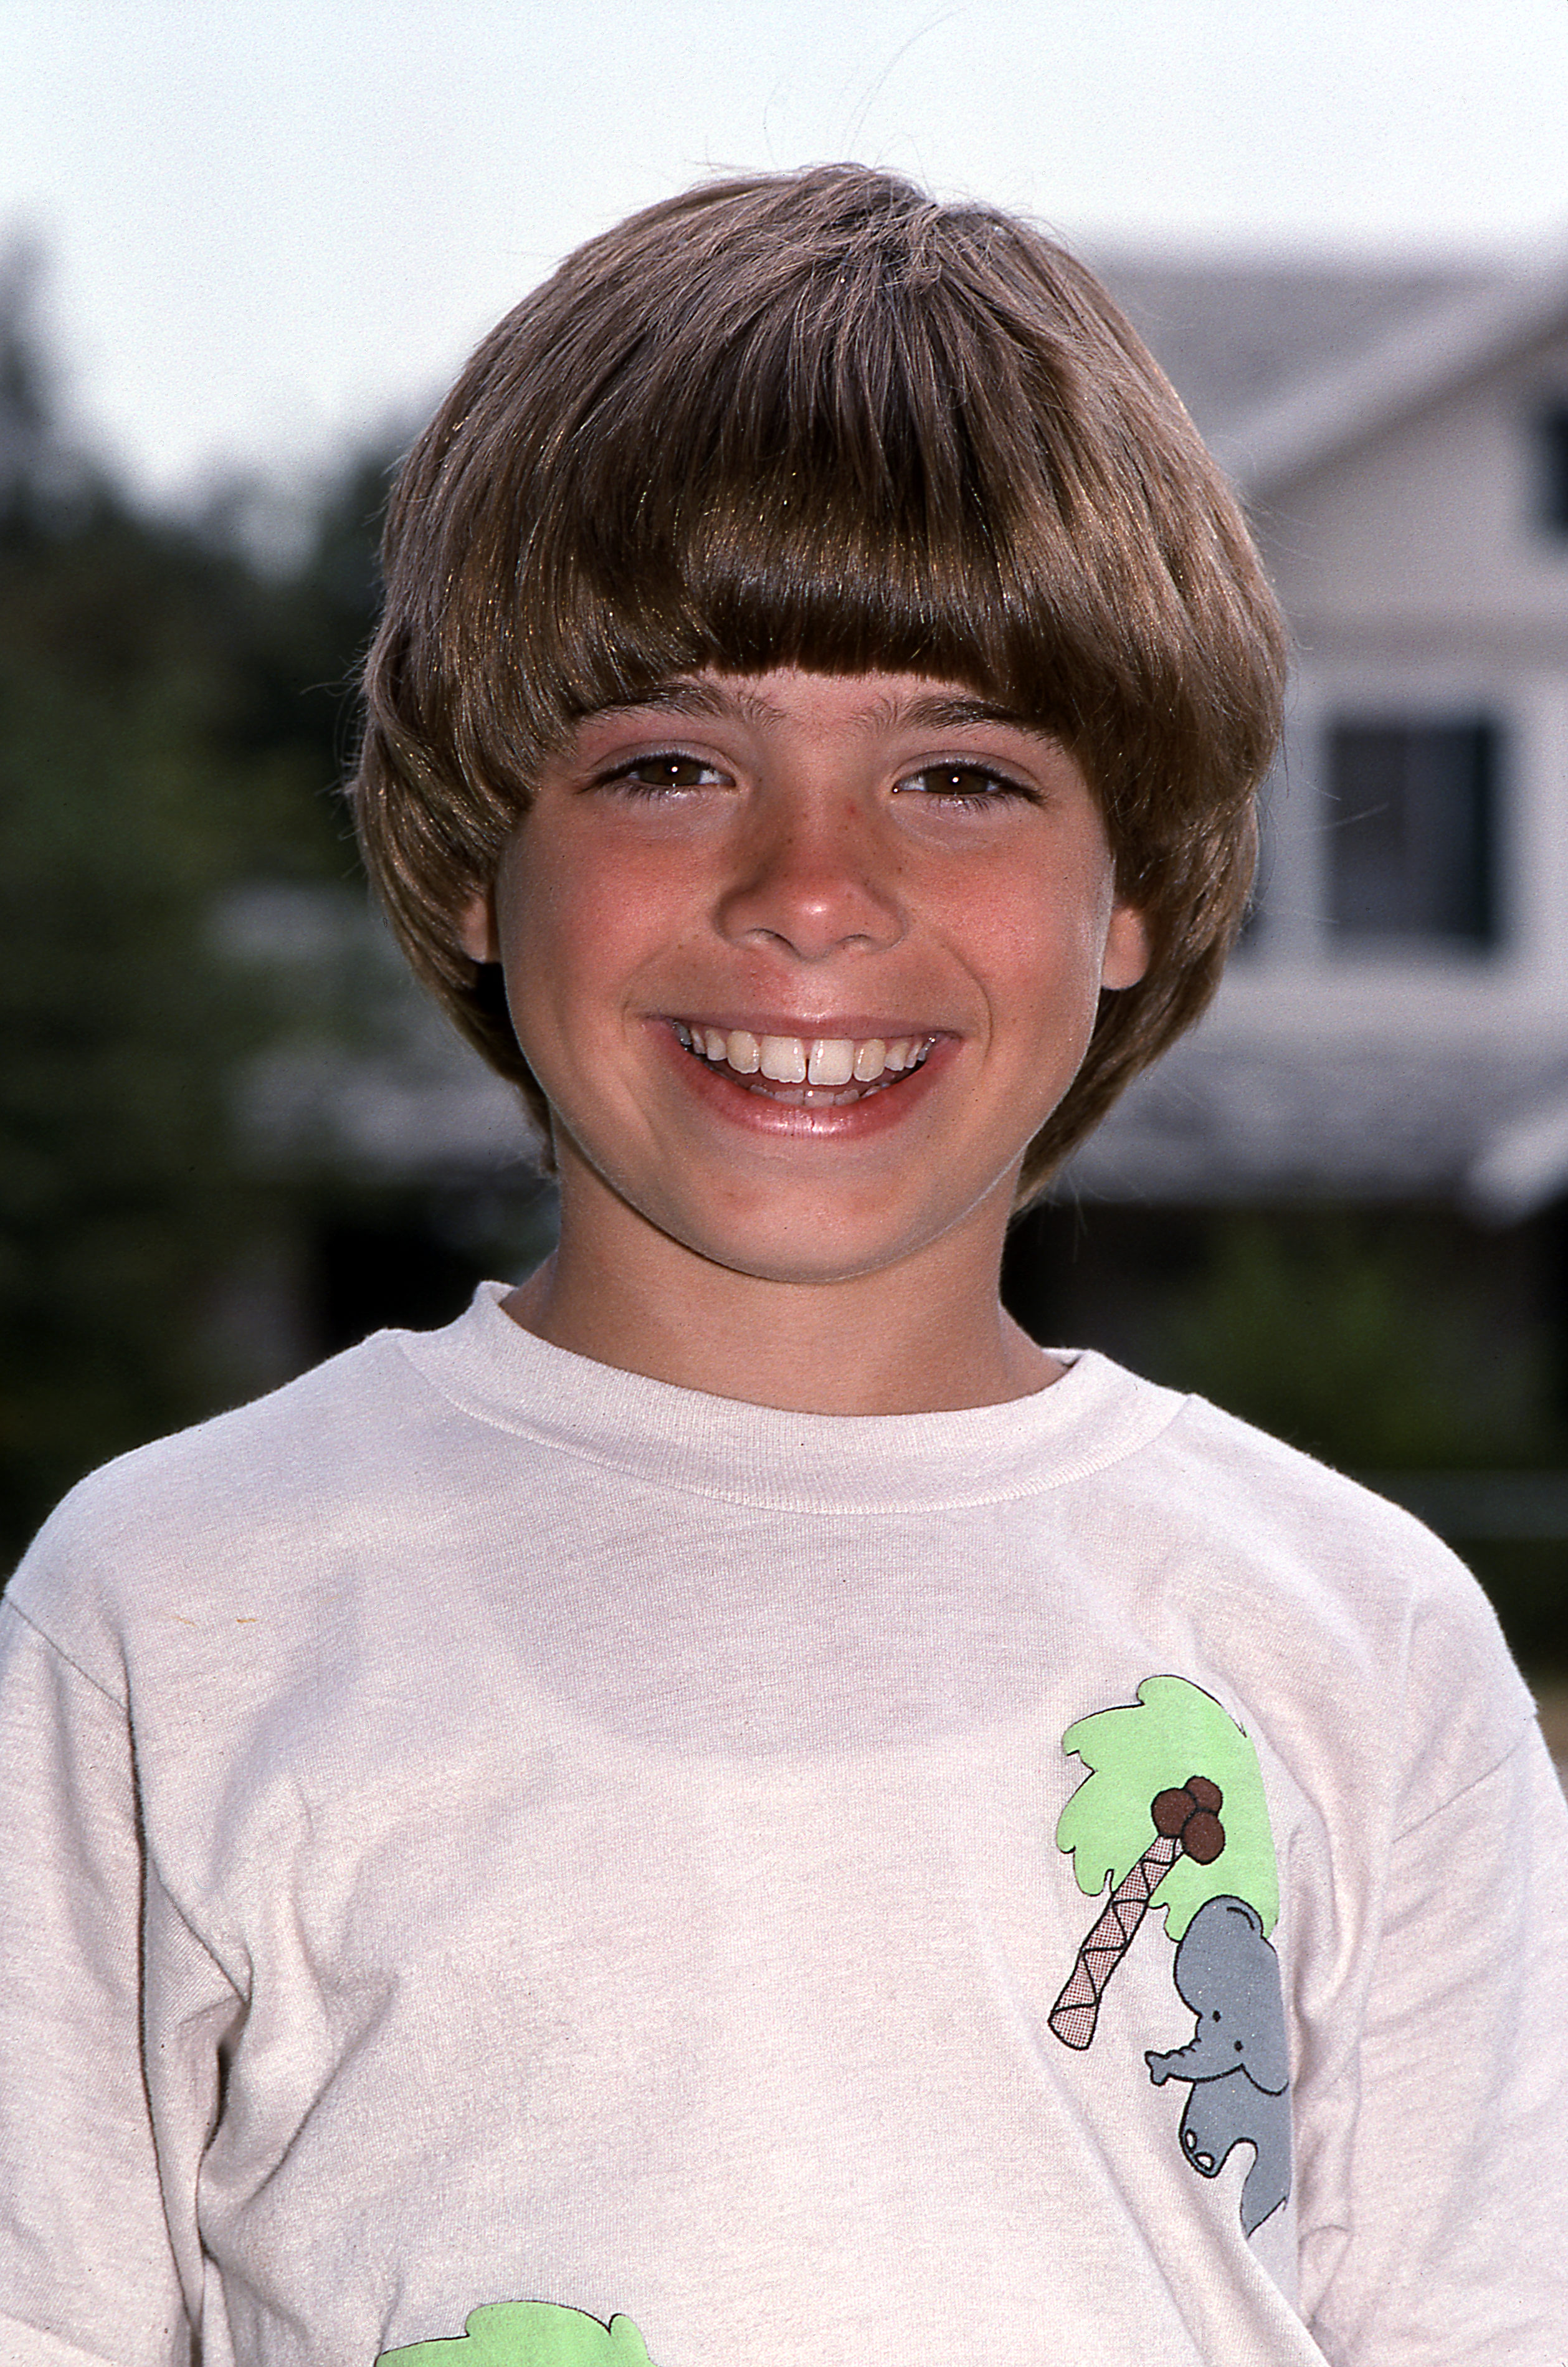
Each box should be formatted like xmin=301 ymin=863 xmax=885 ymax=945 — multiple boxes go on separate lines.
xmin=713 ymin=790 xmax=906 ymax=960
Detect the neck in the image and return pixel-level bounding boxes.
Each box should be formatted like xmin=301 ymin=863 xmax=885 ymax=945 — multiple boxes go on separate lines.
xmin=498 ymin=1196 xmax=1059 ymax=1417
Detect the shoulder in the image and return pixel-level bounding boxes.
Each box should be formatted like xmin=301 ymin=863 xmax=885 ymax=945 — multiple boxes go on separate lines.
xmin=22 ymin=1323 xmax=422 ymax=1532
xmin=1080 ymin=1358 xmax=1489 ymax=1590
xmin=2 ymin=1320 xmax=468 ymax=1697
xmin=1091 ymin=1374 xmax=1539 ymax=1796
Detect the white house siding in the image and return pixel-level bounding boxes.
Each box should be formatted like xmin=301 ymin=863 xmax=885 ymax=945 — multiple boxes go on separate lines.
xmin=1259 ymin=331 xmax=1568 ymax=642
xmin=1065 ymin=260 xmax=1568 ymax=1214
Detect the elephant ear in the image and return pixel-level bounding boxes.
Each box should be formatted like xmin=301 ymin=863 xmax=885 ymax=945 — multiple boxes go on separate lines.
xmin=1221 ymin=1903 xmax=1290 ymax=2096
xmin=1244 ymin=1998 xmax=1290 ymax=2097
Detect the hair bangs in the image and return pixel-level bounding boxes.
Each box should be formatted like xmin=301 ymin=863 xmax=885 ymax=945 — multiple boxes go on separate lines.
xmin=501 ymin=250 xmax=1090 ymax=737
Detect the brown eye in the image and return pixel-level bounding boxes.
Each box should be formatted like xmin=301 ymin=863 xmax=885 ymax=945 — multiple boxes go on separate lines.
xmin=619 ymin=754 xmax=720 ymax=791
xmin=898 ymin=764 xmax=1030 ymax=806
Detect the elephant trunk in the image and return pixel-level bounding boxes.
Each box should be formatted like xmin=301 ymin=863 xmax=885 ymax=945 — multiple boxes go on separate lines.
xmin=1146 ymin=2039 xmax=1203 ymax=2085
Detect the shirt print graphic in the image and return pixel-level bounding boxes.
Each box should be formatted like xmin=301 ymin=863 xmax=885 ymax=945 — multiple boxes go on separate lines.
xmin=1048 ymin=1674 xmax=1291 ymax=2237
xmin=379 ymin=2300 xmax=657 ymax=2366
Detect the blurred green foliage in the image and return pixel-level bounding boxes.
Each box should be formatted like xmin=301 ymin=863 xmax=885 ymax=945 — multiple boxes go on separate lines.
xmin=1151 ymin=1210 xmax=1563 ymax=1473
xmin=0 ymin=248 xmax=401 ymax=1559
xmin=1150 ymin=1211 xmax=1568 ymax=1667
xmin=1006 ymin=1199 xmax=1568 ymax=1668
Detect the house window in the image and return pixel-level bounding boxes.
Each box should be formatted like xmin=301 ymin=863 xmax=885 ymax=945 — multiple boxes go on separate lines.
xmin=1325 ymin=717 xmax=1500 ymax=946
xmin=1536 ymin=401 xmax=1568 ymax=533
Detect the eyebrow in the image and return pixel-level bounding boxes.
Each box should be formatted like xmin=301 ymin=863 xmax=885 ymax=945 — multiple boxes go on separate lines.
xmin=584 ymin=681 xmax=1060 ymax=743
xmin=589 ymin=680 xmax=758 ymax=724
xmin=891 ymin=693 xmax=1052 ymax=739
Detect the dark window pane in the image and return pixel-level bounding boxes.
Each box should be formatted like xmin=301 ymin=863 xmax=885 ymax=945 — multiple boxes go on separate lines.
xmin=1537 ymin=401 xmax=1568 ymax=533
xmin=1326 ymin=717 xmax=1499 ymax=945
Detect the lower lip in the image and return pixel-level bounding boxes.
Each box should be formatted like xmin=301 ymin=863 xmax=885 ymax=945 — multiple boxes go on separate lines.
xmin=655 ymin=1024 xmax=953 ymax=1141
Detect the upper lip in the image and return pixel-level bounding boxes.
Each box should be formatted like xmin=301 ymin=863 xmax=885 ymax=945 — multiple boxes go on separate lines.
xmin=664 ymin=1012 xmax=948 ymax=1041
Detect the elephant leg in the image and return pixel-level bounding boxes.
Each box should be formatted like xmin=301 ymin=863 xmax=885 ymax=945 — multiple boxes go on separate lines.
xmin=1179 ymin=2075 xmax=1292 ymax=2237
xmin=1177 ymin=2079 xmax=1243 ymax=2181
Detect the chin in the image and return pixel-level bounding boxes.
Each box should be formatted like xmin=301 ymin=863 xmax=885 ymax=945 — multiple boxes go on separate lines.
xmin=667 ymin=1196 xmax=994 ymax=1291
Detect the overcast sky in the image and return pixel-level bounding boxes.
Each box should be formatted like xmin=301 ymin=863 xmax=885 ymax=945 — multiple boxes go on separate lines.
xmin=7 ymin=0 xmax=1568 ymax=504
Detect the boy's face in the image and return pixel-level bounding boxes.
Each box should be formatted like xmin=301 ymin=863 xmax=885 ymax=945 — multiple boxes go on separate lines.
xmin=461 ymin=669 xmax=1147 ymax=1297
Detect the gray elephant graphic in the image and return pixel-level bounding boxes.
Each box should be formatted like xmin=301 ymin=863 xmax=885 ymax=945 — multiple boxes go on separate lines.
xmin=1145 ymin=1895 xmax=1292 ymax=2236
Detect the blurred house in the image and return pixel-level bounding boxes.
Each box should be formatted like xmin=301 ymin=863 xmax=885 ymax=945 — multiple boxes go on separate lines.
xmin=1073 ymin=252 xmax=1568 ymax=1220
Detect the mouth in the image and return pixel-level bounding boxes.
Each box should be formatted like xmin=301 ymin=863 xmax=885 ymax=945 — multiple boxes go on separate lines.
xmin=670 ymin=1022 xmax=939 ymax=1108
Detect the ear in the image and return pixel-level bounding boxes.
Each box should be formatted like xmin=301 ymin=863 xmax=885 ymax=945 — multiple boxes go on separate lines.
xmin=457 ymin=888 xmax=499 ymax=966
xmin=1100 ymin=900 xmax=1151 ymax=993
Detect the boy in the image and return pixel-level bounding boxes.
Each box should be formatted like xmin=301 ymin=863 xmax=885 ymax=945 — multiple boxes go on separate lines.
xmin=2 ymin=166 xmax=1565 ymax=2366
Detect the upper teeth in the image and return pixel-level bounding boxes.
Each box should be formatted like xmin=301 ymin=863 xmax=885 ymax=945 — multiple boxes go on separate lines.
xmin=675 ymin=1026 xmax=934 ymax=1086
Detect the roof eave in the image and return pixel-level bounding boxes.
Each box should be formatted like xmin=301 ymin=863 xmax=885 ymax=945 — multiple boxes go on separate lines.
xmin=1215 ymin=253 xmax=1568 ymax=501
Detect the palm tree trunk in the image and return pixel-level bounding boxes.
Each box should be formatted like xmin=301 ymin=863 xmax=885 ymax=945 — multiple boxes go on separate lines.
xmin=1048 ymin=1831 xmax=1181 ymax=2050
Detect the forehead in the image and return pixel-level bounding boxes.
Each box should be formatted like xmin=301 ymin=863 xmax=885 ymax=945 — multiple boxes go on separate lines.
xmin=572 ymin=667 xmax=1073 ymax=751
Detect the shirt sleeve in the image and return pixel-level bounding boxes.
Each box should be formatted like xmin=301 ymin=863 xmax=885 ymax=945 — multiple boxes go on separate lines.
xmin=1301 ymin=1715 xmax=1568 ymax=2361
xmin=0 ymin=1594 xmax=219 ymax=2367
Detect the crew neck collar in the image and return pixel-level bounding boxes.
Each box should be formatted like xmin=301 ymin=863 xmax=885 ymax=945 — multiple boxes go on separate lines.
xmin=392 ymin=1280 xmax=1186 ymax=1515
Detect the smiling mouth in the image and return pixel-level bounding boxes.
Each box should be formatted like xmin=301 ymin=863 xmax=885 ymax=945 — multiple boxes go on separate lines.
xmin=672 ymin=1023 xmax=938 ymax=1107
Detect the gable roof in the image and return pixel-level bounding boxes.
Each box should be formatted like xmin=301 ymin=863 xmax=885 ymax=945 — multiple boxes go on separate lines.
xmin=1097 ymin=248 xmax=1568 ymax=497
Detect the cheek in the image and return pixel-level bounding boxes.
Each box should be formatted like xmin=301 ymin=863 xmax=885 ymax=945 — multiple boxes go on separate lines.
xmin=982 ymin=869 xmax=1116 ymax=999
xmin=978 ymin=876 xmax=1127 ymax=1092
xmin=493 ymin=843 xmax=682 ymax=1055
xmin=490 ymin=861 xmax=578 ymax=1054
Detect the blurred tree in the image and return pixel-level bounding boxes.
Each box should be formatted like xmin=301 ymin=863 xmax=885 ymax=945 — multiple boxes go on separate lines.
xmin=0 ymin=247 xmax=391 ymax=1560
xmin=1151 ymin=1211 xmax=1560 ymax=1472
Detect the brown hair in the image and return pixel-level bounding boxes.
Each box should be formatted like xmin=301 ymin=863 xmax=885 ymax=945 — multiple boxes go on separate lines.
xmin=354 ymin=163 xmax=1286 ymax=1203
